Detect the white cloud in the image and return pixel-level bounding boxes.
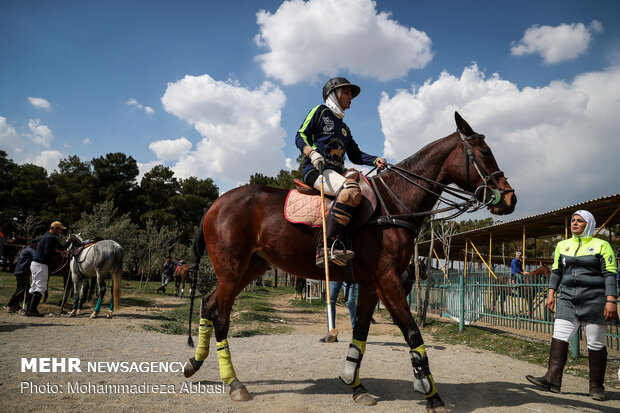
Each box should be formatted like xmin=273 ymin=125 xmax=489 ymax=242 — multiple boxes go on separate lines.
xmin=27 ymin=118 xmax=54 ymax=147
xmin=126 ymin=98 xmax=154 ymax=115
xmin=25 ymin=150 xmax=63 ymax=173
xmin=511 ymin=20 xmax=603 ymax=64
xmin=83 ymin=137 xmax=91 ymax=144
xmin=378 ymin=64 xmax=620 ymax=217
xmin=255 ymin=0 xmax=433 ymax=84
xmin=0 ymin=116 xmax=22 ymax=155
xmin=161 ymin=74 xmax=287 ymax=187
xmin=149 ymin=137 xmax=192 ymax=161
xmin=28 ymin=97 xmax=51 ymax=110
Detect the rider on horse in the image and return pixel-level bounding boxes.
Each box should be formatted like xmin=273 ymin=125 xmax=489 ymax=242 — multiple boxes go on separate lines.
xmin=295 ymin=77 xmax=387 ymax=267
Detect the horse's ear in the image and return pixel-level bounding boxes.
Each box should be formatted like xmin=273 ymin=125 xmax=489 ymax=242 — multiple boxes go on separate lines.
xmin=455 ymin=111 xmax=475 ymax=136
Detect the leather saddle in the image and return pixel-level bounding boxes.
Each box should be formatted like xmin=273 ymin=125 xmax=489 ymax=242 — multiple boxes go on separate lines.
xmin=71 ymin=237 xmax=103 ymax=257
xmin=286 ymin=169 xmax=377 ymax=231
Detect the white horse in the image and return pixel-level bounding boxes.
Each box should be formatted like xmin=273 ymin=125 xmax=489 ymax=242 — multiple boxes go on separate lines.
xmin=67 ymin=234 xmax=124 ymax=319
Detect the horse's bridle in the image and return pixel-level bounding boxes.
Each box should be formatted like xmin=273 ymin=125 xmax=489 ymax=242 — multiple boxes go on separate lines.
xmin=459 ymin=131 xmax=514 ymax=206
xmin=368 ymin=130 xmax=513 ymax=231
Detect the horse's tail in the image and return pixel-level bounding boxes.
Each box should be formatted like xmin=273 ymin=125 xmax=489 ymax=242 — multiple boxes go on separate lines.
xmin=112 ymin=245 xmax=125 ymax=310
xmin=188 ymin=204 xmax=211 ymax=347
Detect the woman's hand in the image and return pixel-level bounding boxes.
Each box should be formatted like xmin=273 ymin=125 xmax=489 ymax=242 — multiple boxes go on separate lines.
xmin=604 ymin=298 xmax=618 ymax=322
xmin=546 ymin=289 xmax=556 ymax=313
xmin=309 ymin=151 xmax=325 ymax=169
xmin=375 ymin=157 xmax=387 ymax=171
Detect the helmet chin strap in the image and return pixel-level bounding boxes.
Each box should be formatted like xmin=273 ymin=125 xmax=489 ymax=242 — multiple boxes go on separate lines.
xmin=325 ymin=89 xmax=345 ymax=119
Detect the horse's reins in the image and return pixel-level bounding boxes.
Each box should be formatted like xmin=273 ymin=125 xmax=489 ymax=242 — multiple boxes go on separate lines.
xmin=367 ymin=131 xmax=513 ymax=231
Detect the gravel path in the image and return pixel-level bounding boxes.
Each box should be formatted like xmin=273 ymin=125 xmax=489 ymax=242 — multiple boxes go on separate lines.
xmin=1 ymin=294 xmax=618 ymax=412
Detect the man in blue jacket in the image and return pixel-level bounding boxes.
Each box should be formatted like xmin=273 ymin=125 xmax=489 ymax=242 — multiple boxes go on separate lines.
xmin=27 ymin=221 xmax=70 ymax=317
xmin=510 ymin=251 xmax=529 ymax=283
xmin=5 ymin=238 xmax=37 ymax=312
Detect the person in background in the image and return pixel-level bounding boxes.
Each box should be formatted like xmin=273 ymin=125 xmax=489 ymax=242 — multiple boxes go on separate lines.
xmin=319 ymin=281 xmax=357 ymax=343
xmin=156 ymin=256 xmax=176 ymax=294
xmin=510 ymin=251 xmax=529 ymax=283
xmin=5 ymin=238 xmax=37 ymax=313
xmin=526 ymin=210 xmax=617 ymax=401
xmin=27 ymin=222 xmax=71 ymax=317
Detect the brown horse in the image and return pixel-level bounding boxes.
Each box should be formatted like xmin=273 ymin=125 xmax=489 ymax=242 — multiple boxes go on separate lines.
xmin=174 ymin=263 xmax=192 ymax=298
xmin=491 ymin=264 xmax=551 ymax=318
xmin=184 ymin=112 xmax=516 ymax=412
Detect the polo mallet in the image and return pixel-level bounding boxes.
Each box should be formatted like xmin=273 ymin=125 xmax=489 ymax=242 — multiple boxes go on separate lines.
xmin=318 ymin=163 xmax=338 ymax=342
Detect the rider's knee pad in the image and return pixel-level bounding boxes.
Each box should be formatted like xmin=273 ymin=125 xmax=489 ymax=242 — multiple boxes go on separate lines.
xmin=338 ymin=178 xmax=362 ymax=207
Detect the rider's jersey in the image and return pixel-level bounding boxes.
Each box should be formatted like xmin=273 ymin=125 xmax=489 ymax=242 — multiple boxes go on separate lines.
xmin=295 ymin=104 xmax=378 ymax=180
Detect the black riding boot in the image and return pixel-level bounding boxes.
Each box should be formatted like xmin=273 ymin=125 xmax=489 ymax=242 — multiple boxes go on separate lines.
xmin=526 ymin=338 xmax=568 ymax=393
xmin=588 ymin=347 xmax=607 ymax=401
xmin=26 ymin=292 xmax=44 ymax=317
xmin=315 ymin=217 xmax=353 ymax=268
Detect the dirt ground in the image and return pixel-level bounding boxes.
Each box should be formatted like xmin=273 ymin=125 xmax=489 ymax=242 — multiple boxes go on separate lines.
xmin=1 ymin=293 xmax=619 ymax=413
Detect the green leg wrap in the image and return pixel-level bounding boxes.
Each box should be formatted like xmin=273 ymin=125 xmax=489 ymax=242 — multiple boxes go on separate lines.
xmin=195 ymin=318 xmax=213 ymax=362
xmin=217 ymin=339 xmax=237 ymax=385
xmin=340 ymin=339 xmax=366 ymax=387
xmin=94 ymin=298 xmax=102 ymax=313
xmin=410 ymin=344 xmax=438 ymax=398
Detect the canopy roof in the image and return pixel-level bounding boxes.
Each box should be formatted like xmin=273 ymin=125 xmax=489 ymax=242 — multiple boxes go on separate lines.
xmin=418 ymin=193 xmax=620 ymax=261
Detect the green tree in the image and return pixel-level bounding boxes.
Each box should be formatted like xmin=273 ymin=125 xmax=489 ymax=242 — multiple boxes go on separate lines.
xmin=11 ymin=164 xmax=54 ymax=226
xmin=0 ymin=150 xmax=19 ymax=233
xmin=139 ymin=165 xmax=181 ymax=228
xmin=72 ymin=200 xmax=139 ymax=275
xmin=91 ymin=152 xmax=139 ymax=218
xmin=51 ymin=155 xmax=95 ymax=228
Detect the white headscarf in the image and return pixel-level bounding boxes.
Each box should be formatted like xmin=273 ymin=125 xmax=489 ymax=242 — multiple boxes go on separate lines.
xmin=325 ymin=88 xmax=345 ymax=119
xmin=572 ymin=209 xmax=596 ymax=238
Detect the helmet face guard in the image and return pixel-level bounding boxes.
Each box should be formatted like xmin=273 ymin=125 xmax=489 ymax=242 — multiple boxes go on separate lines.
xmin=322 ymin=77 xmax=360 ymax=101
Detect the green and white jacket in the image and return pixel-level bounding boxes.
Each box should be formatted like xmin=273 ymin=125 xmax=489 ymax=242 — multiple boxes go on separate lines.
xmin=550 ymin=236 xmax=618 ymax=324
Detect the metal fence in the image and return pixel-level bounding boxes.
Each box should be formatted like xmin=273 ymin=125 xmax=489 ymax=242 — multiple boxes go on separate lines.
xmin=408 ymin=270 xmax=620 ymax=352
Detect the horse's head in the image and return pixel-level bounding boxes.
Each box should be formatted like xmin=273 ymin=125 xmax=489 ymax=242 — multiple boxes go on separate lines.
xmin=448 ymin=112 xmax=517 ymax=215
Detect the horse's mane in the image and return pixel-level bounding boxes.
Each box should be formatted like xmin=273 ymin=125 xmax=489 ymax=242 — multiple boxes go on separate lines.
xmin=394 ymin=132 xmax=458 ymax=171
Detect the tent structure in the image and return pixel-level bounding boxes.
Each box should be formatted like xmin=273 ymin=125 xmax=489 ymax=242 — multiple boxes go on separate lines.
xmin=418 ymin=193 xmax=620 ymax=267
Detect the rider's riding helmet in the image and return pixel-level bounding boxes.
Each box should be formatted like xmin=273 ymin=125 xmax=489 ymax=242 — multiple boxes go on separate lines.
xmin=322 ymin=77 xmax=361 ymax=101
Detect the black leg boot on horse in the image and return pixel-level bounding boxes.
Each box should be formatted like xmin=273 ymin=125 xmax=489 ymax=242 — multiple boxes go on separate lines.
xmin=526 ymin=338 xmax=569 ymax=393
xmin=588 ymin=347 xmax=608 ymax=401
xmin=315 ymin=178 xmax=361 ymax=268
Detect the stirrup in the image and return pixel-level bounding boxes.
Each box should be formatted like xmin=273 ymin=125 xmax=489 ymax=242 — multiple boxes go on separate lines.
xmin=316 ymin=240 xmax=354 ymax=268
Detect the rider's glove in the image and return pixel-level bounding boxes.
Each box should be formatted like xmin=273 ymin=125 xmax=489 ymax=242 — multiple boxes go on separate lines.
xmin=309 ymin=151 xmax=325 ymax=169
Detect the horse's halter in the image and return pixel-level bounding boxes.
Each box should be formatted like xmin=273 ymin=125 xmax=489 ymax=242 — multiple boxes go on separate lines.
xmin=458 ymin=130 xmax=513 ymax=206
xmin=368 ymin=130 xmax=512 ymax=230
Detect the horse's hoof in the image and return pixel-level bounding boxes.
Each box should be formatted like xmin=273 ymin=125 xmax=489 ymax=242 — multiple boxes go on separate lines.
xmin=90 ymin=312 xmax=98 ymax=319
xmin=353 ymin=392 xmax=377 ymax=406
xmin=68 ymin=310 xmax=76 ymax=317
xmin=183 ymin=357 xmax=203 ymax=378
xmin=229 ymin=379 xmax=251 ymax=401
xmin=426 ymin=394 xmax=447 ymax=413
xmin=106 ymin=311 xmax=113 ymax=319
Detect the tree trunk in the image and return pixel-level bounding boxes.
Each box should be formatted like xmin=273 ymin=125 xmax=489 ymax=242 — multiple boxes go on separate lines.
xmin=419 ymin=221 xmax=435 ymax=327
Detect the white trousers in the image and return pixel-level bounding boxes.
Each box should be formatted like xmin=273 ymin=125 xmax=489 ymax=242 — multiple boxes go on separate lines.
xmin=312 ymin=169 xmax=346 ymax=196
xmin=29 ymin=261 xmax=49 ymax=294
xmin=552 ymin=316 xmax=607 ymax=350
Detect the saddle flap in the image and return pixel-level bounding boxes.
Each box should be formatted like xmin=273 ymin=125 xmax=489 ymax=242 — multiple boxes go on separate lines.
xmin=284 ymin=169 xmax=377 ymax=229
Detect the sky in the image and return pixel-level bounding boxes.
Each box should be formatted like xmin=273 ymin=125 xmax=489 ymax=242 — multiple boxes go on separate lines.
xmin=2 ymin=0 xmax=619 ymax=222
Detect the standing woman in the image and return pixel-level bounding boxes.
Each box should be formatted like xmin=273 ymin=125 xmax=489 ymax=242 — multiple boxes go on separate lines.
xmin=526 ymin=210 xmax=618 ymax=400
